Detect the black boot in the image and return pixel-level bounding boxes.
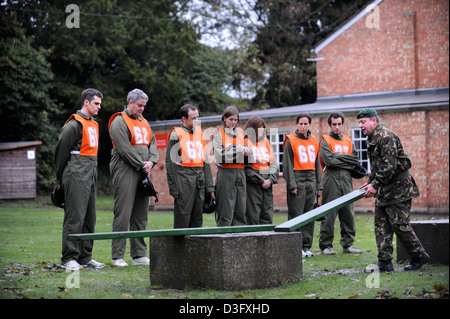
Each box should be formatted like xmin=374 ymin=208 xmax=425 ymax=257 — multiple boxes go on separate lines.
xmin=365 ymin=260 xmax=393 ymax=273
xmin=404 ymin=252 xmax=430 ymax=271
xmin=377 ymin=260 xmax=394 ymax=272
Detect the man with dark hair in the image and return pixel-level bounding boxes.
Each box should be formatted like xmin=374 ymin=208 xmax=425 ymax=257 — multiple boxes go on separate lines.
xmin=319 ymin=112 xmax=362 ymax=255
xmin=358 ymin=108 xmax=429 ymax=272
xmin=55 ymin=88 xmax=104 ymax=270
xmin=166 ymin=104 xmax=214 ymax=228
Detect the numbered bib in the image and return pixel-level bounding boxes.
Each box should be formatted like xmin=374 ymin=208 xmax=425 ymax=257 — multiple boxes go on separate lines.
xmin=65 ymin=114 xmax=99 ymax=156
xmin=319 ymin=135 xmax=353 ymax=170
xmin=172 ymin=127 xmax=206 ymax=167
xmin=246 ymin=137 xmax=274 ymax=171
xmin=108 ymin=112 xmax=152 ymax=147
xmin=284 ymin=134 xmax=318 ymax=171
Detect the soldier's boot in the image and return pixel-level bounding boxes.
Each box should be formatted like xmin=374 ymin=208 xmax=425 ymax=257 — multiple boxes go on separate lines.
xmin=377 ymin=260 xmax=394 ymax=272
xmin=404 ymin=252 xmax=430 ymax=271
xmin=365 ymin=260 xmax=393 ymax=273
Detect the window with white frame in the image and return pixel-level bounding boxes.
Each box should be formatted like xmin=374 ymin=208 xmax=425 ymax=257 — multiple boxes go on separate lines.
xmin=268 ymin=129 xmax=287 ymax=174
xmin=352 ymin=128 xmax=371 ymax=172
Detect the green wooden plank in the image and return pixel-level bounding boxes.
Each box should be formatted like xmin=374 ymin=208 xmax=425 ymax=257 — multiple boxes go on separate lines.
xmin=274 ymin=189 xmax=366 ymax=232
xmin=67 ymin=224 xmax=275 ymax=241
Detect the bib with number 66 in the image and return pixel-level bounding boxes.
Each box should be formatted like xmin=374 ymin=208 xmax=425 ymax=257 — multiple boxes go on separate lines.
xmin=284 ymin=134 xmax=319 ymax=171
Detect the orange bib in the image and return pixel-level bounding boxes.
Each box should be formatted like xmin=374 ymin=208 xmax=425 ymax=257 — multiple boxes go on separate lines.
xmin=319 ymin=135 xmax=353 ymax=169
xmin=109 ymin=112 xmax=152 ymax=148
xmin=245 ymin=137 xmax=274 ymax=171
xmin=217 ymin=127 xmax=245 ymax=169
xmin=65 ymin=114 xmax=98 ymax=156
xmin=284 ymin=134 xmax=318 ymax=171
xmin=170 ymin=127 xmax=206 ymax=167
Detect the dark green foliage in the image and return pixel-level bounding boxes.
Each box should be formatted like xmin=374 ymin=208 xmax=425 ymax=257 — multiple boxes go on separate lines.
xmin=1 ymin=0 xmax=203 ymax=192
xmin=0 ymin=31 xmax=60 ymax=192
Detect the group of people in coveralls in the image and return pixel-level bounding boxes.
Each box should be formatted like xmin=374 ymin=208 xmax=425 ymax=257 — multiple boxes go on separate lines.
xmin=55 ymin=88 xmax=430 ymax=273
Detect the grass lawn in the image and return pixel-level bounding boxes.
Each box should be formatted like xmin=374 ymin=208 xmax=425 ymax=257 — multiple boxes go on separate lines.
xmin=0 ymin=196 xmax=448 ymax=301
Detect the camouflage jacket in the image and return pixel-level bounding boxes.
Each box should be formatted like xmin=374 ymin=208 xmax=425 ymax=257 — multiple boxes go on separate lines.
xmin=367 ymin=125 xmax=419 ymax=207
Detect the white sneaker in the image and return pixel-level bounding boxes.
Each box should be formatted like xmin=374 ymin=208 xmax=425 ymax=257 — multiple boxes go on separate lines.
xmin=112 ymin=259 xmax=128 ymax=267
xmin=81 ymin=259 xmax=105 ymax=269
xmin=343 ymin=246 xmax=363 ymax=254
xmin=303 ymin=250 xmax=314 ymax=258
xmin=322 ymin=247 xmax=336 ymax=255
xmin=132 ymin=256 xmax=149 ymax=266
xmin=61 ymin=260 xmax=82 ymax=270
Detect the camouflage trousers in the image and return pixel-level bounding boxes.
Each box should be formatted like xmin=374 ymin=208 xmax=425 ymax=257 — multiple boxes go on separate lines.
xmin=374 ymin=199 xmax=425 ymax=262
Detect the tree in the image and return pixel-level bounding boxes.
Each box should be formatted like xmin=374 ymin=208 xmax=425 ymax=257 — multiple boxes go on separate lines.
xmin=0 ymin=31 xmax=59 ymax=191
xmin=183 ymin=45 xmax=235 ymax=115
xmin=1 ymin=0 xmax=203 ymax=192
xmin=241 ymin=0 xmax=372 ymax=109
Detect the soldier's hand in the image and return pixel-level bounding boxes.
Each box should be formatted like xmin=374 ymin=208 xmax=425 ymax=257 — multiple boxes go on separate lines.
xmin=360 ymin=183 xmax=377 ymax=198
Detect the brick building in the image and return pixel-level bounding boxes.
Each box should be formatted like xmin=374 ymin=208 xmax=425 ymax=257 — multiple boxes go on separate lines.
xmin=149 ymin=0 xmax=449 ymax=214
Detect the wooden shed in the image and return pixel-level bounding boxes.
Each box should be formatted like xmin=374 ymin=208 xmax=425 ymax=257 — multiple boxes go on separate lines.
xmin=0 ymin=141 xmax=42 ymax=200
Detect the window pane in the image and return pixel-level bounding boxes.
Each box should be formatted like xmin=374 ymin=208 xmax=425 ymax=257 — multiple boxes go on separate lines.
xmin=362 ymin=151 xmax=368 ymax=160
xmin=362 ymin=140 xmax=367 ymax=149
xmin=279 ymin=144 xmax=284 ymax=153
xmin=268 ymin=132 xmax=286 ymax=175
xmin=352 ymin=128 xmax=370 ymax=172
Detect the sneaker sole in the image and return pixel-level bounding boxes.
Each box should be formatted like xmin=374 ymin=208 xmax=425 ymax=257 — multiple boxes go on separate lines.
xmin=111 ymin=263 xmax=128 ymax=267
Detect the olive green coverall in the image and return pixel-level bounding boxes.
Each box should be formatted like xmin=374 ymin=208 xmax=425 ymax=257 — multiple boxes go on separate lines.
xmin=109 ymin=107 xmax=158 ymax=260
xmin=165 ymin=126 xmax=214 ymax=228
xmin=245 ymin=137 xmax=279 ymax=225
xmin=318 ymin=132 xmax=360 ymax=251
xmin=55 ymin=111 xmax=98 ymax=265
xmin=283 ymin=130 xmax=322 ymax=251
xmin=212 ymin=128 xmax=247 ymax=226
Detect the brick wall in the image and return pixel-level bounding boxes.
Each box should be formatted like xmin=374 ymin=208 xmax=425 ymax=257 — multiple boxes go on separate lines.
xmin=316 ymin=0 xmax=449 ymax=97
xmin=425 ymin=110 xmax=450 ymax=210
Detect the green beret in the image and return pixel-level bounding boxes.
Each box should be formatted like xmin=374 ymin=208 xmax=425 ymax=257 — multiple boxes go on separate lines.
xmin=357 ymin=108 xmax=378 ymax=119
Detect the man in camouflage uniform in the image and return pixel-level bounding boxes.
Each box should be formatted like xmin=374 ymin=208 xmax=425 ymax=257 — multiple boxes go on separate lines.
xmin=358 ymin=108 xmax=429 ymax=272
